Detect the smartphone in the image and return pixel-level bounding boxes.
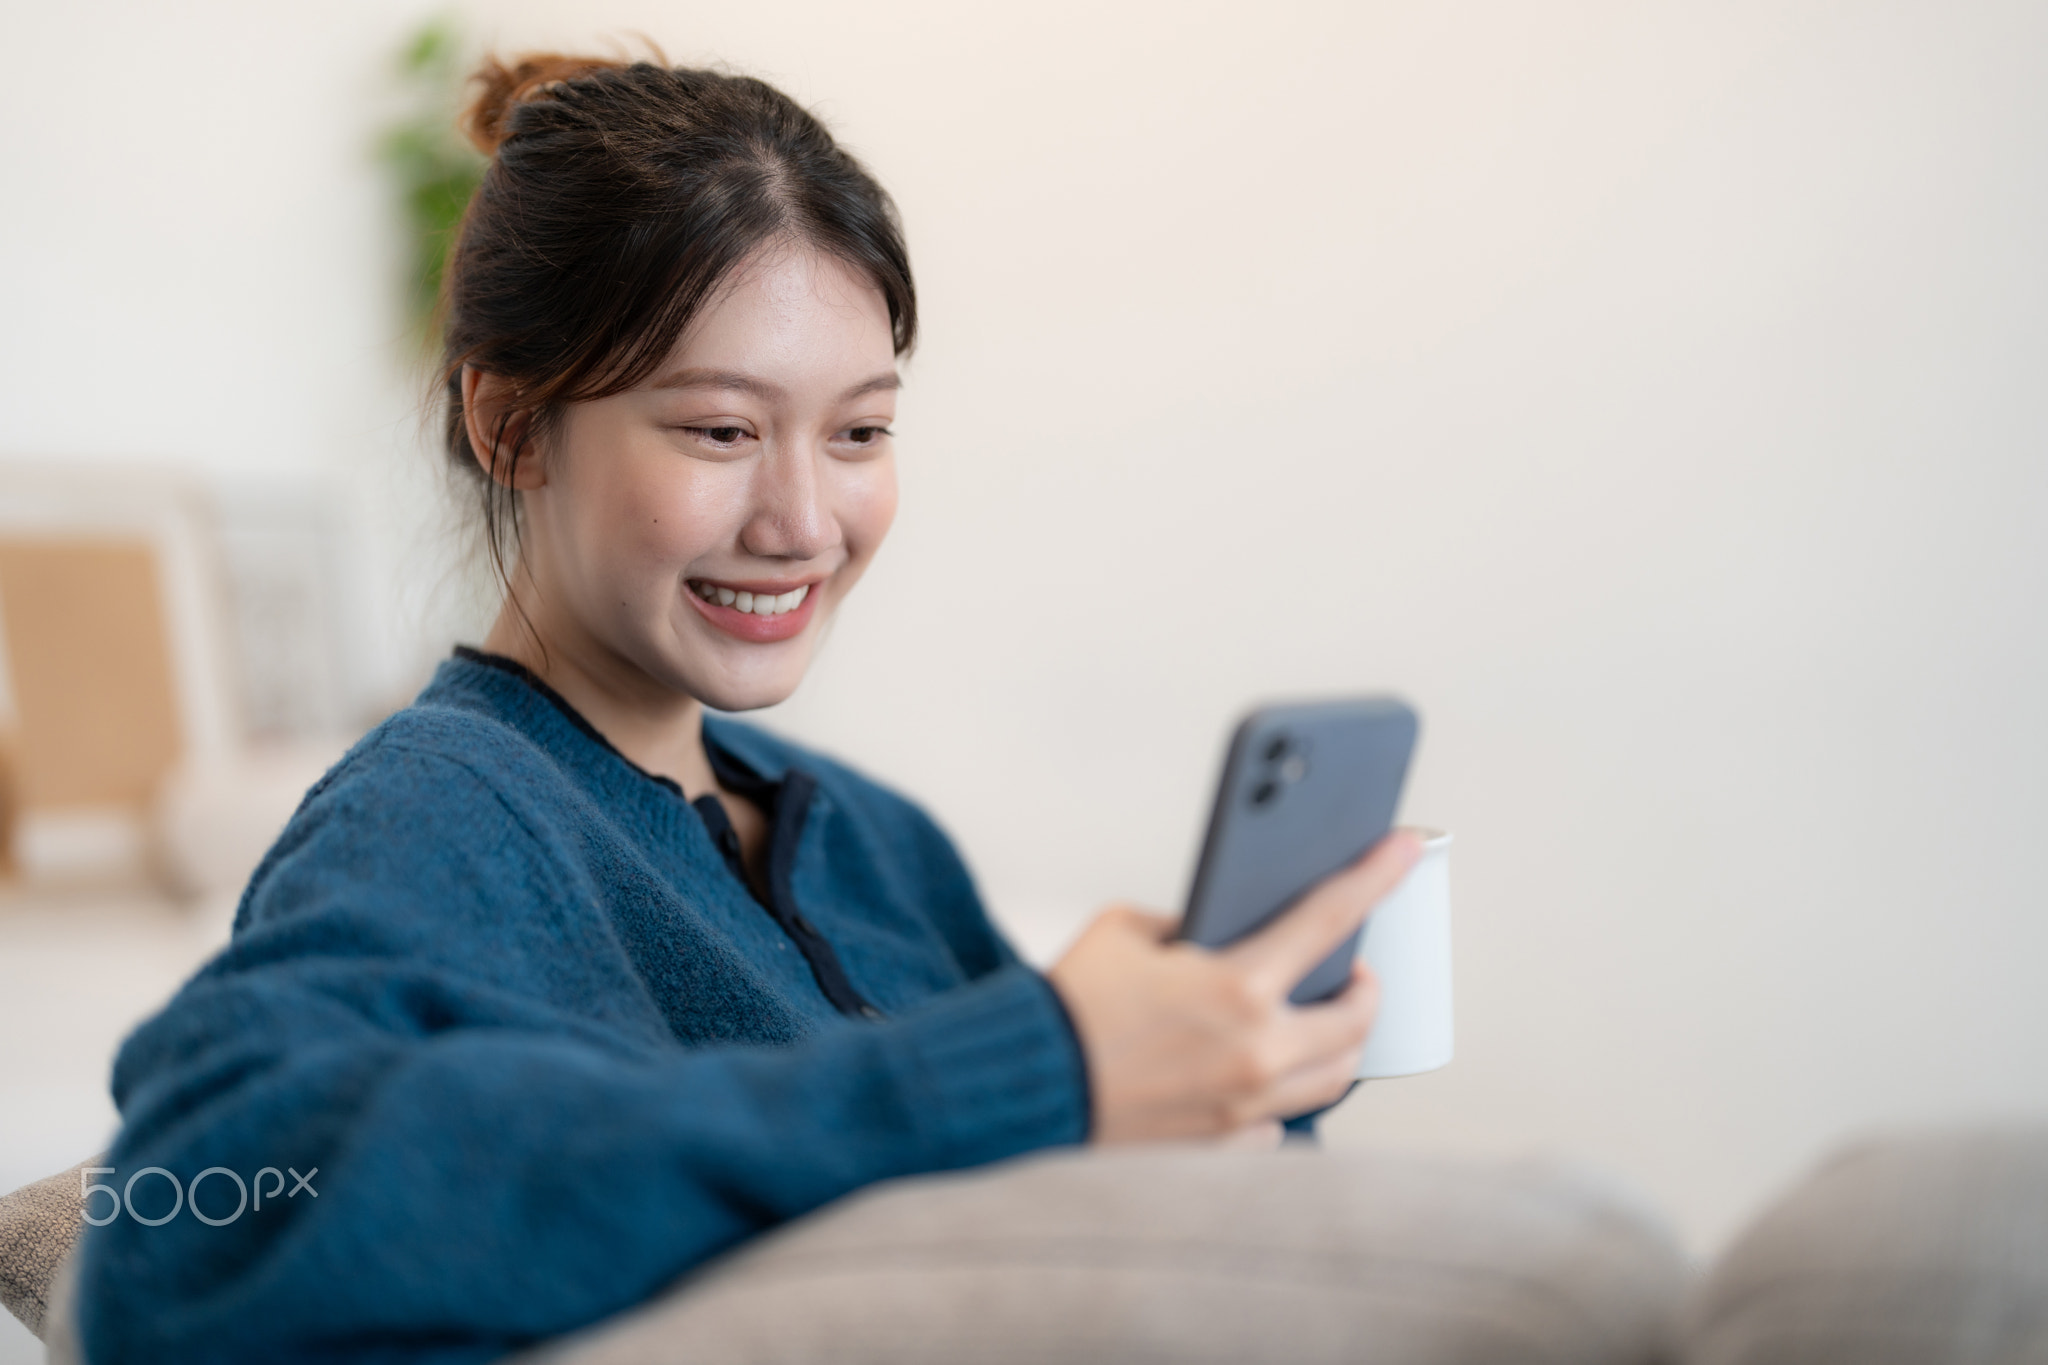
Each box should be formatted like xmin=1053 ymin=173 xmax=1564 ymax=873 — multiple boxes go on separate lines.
xmin=1179 ymin=698 xmax=1419 ymax=1004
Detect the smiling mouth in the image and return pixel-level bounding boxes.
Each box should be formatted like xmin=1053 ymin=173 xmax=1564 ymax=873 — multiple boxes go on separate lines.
xmin=689 ymin=581 xmax=810 ymax=617
xmin=685 ymin=577 xmax=820 ymax=643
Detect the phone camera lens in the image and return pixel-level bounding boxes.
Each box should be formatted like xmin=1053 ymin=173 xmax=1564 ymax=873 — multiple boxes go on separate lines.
xmin=1249 ymin=779 xmax=1279 ymax=808
xmin=1263 ymin=735 xmax=1292 ymax=764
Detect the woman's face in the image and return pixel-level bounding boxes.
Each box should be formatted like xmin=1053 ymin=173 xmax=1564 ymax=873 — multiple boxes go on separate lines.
xmin=511 ymin=245 xmax=900 ymax=712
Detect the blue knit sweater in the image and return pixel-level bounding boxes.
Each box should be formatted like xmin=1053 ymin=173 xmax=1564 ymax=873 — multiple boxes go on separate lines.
xmin=77 ymin=654 xmax=1090 ymax=1364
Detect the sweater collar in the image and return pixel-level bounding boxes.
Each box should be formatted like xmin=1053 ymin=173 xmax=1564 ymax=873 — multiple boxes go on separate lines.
xmin=440 ymin=646 xmax=797 ymax=791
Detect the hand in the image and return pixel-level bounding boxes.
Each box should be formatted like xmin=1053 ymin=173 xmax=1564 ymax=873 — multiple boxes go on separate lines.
xmin=1046 ymin=830 xmax=1422 ymax=1144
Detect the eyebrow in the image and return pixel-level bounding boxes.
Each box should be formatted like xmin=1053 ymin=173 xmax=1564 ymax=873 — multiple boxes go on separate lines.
xmin=648 ymin=368 xmax=901 ymax=401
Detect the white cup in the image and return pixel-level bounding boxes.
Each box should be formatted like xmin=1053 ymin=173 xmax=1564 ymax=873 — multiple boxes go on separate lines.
xmin=1355 ymin=829 xmax=1454 ymax=1078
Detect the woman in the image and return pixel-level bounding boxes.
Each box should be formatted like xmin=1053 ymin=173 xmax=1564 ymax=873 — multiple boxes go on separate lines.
xmin=77 ymin=54 xmax=1417 ymax=1363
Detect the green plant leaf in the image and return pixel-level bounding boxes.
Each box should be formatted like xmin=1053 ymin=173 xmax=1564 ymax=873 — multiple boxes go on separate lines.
xmin=376 ymin=15 xmax=485 ymax=350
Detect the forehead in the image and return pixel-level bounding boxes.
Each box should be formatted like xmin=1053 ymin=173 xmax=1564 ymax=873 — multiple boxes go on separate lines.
xmin=656 ymin=244 xmax=896 ymax=383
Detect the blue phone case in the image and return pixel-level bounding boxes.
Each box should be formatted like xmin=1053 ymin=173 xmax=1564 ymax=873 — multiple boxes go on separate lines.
xmin=1180 ymin=698 xmax=1419 ymax=1004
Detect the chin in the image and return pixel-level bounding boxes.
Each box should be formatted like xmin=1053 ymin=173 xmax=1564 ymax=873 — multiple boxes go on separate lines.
xmin=663 ymin=609 xmax=831 ymax=712
xmin=697 ymin=681 xmax=802 ymax=713
xmin=680 ymin=654 xmax=812 ymax=713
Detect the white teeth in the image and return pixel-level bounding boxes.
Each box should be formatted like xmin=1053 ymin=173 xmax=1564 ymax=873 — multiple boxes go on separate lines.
xmin=696 ymin=582 xmax=812 ymax=615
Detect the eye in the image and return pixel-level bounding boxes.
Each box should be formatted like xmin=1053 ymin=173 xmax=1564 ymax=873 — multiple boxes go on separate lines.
xmin=841 ymin=425 xmax=893 ymax=446
xmin=679 ymin=424 xmax=753 ymax=450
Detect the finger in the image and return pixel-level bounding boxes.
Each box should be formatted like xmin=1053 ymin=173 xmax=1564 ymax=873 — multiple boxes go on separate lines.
xmin=1260 ymin=1047 xmax=1365 ymax=1121
xmin=1087 ymin=905 xmax=1178 ymax=943
xmin=1255 ymin=964 xmax=1381 ymax=1078
xmin=1120 ymin=907 xmax=1179 ymax=941
xmin=1340 ymin=958 xmax=1381 ymax=1018
xmin=1227 ymin=830 xmax=1421 ymax=997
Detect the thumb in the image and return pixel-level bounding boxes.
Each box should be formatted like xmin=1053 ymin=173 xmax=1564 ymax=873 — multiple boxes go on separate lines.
xmin=1097 ymin=904 xmax=1178 ymax=942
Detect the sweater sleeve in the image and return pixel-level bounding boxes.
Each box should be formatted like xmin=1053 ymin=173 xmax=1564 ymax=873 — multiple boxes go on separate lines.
xmin=76 ymin=743 xmax=1088 ymax=1365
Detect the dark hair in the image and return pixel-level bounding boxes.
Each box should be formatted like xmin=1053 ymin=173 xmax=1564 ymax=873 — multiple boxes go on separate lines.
xmin=439 ymin=52 xmax=917 ymax=586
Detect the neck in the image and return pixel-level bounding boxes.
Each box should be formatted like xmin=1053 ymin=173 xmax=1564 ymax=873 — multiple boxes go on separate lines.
xmin=480 ymin=596 xmax=718 ymax=801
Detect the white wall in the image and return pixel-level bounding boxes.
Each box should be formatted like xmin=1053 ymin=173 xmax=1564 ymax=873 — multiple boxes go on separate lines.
xmin=4 ymin=0 xmax=2045 ymax=1253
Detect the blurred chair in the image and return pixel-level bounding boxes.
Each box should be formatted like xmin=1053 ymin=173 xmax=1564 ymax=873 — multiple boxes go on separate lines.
xmin=0 ymin=726 xmax=17 ymax=878
xmin=0 ymin=463 xmax=348 ymax=897
xmin=0 ymin=540 xmax=184 ymax=821
xmin=0 ymin=466 xmax=237 ymax=885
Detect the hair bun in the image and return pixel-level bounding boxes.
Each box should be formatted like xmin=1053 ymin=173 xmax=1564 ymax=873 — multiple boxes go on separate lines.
xmin=462 ymin=53 xmax=633 ymax=154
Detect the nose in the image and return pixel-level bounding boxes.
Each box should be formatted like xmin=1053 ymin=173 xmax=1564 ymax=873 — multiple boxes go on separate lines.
xmin=739 ymin=440 xmax=835 ymax=562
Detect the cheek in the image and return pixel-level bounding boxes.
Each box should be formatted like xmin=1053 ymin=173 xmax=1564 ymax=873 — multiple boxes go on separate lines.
xmin=594 ymin=461 xmax=743 ymax=577
xmin=839 ymin=459 xmax=899 ymax=563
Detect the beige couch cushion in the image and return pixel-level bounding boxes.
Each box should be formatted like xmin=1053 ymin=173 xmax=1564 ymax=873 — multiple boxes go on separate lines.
xmin=519 ymin=1145 xmax=1689 ymax=1365
xmin=1684 ymin=1128 xmax=2048 ymax=1365
xmin=8 ymin=1145 xmax=1689 ymax=1362
xmin=0 ymin=1158 xmax=93 ymax=1340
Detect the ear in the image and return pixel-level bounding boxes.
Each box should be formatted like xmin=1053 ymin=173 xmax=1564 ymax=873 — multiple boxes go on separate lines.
xmin=462 ymin=366 xmax=549 ymax=491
